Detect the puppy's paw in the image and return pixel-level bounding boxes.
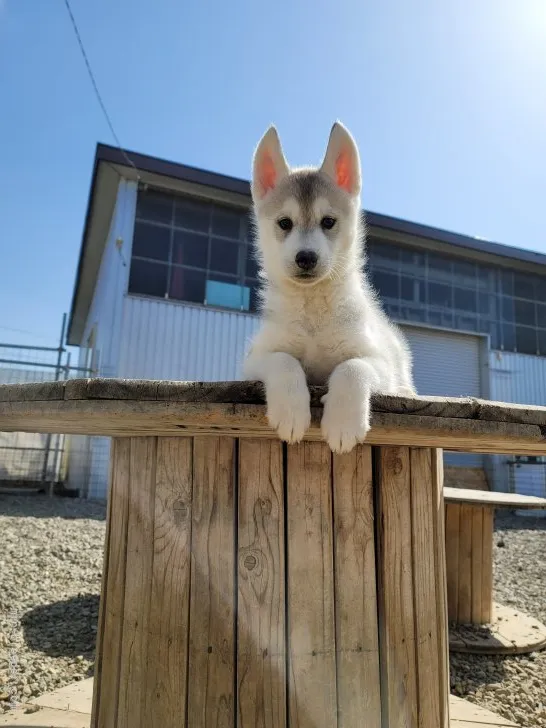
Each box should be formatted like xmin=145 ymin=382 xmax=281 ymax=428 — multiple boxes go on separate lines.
xmin=321 ymin=389 xmax=371 ymax=454
xmin=266 ymin=378 xmax=311 ymax=444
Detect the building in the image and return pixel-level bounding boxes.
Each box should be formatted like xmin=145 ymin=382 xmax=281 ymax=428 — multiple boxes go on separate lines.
xmin=66 ymin=143 xmax=546 ymax=500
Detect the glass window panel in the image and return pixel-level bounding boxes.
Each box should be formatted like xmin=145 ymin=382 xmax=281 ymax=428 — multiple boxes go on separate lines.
xmin=501 ymin=296 xmax=514 ymax=321
xmin=400 ymin=248 xmax=425 ymax=271
xmin=502 ymin=323 xmax=516 ymax=351
xmin=172 ymin=230 xmax=208 ymax=268
xmin=537 ymin=303 xmax=546 ymax=327
xmin=384 ymin=302 xmax=400 ymax=318
xmin=136 ymin=189 xmax=173 ymax=224
xmin=129 ymin=259 xmax=168 ymax=297
xmin=402 ymin=306 xmax=426 ymax=323
xmin=538 ymin=329 xmax=546 ymax=355
xmin=428 ymin=253 xmax=452 ymax=282
xmin=132 ymin=221 xmax=170 ymax=262
xmin=372 ymin=270 xmax=399 ymax=298
xmin=478 ymin=292 xmax=496 ymax=317
xmin=477 ymin=264 xmax=496 ymax=291
xmin=169 ymin=267 xmax=206 ymax=303
xmin=212 ymin=206 xmax=243 ymax=239
xmin=210 ymin=239 xmax=241 ymax=274
xmin=454 ymin=287 xmax=477 ymax=312
xmin=206 ymin=278 xmax=248 ymax=309
xmin=401 ymin=276 xmax=425 ymax=303
xmin=456 ymin=315 xmax=478 ymax=332
xmin=453 ymin=261 xmax=476 ymax=287
xmin=245 ymin=247 xmax=259 ymax=279
xmin=174 ymin=196 xmax=210 ymax=232
xmin=516 ymin=325 xmax=537 ymax=355
xmin=514 ymin=272 xmax=533 ymax=299
xmin=428 ymin=282 xmax=451 ymax=308
xmin=514 ymin=299 xmax=536 ymax=327
xmin=536 ymin=278 xmax=546 ymax=303
xmin=371 ymin=241 xmax=400 ymax=265
xmin=500 ymin=269 xmax=514 ymax=296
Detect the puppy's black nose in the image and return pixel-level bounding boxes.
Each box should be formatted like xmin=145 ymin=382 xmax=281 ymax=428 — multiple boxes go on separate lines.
xmin=295 ymin=250 xmax=318 ymax=271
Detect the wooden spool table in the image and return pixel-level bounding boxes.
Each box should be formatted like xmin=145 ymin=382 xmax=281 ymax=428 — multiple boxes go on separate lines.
xmin=2 ymin=381 xmax=546 ymax=728
xmin=444 ymin=487 xmax=546 ymax=655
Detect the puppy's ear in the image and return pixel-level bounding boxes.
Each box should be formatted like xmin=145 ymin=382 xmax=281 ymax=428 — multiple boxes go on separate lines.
xmin=251 ymin=126 xmax=289 ymax=201
xmin=319 ymin=121 xmax=361 ymax=196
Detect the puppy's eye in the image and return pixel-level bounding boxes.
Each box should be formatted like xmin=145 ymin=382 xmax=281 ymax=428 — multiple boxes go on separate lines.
xmin=278 ymin=217 xmax=293 ymax=232
xmin=321 ymin=216 xmax=336 ymax=230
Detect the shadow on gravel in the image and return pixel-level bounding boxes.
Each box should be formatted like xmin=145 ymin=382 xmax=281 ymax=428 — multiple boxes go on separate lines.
xmin=21 ymin=593 xmax=99 ymax=664
xmin=495 ymin=512 xmax=546 ymax=533
xmin=0 ymin=494 xmax=106 ymax=521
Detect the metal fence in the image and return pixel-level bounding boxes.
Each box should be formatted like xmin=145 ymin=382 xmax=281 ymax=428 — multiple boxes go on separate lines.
xmin=0 ymin=315 xmax=92 ymax=493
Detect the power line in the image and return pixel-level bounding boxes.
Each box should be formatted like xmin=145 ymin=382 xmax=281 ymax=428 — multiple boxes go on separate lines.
xmin=61 ymin=0 xmax=141 ymax=181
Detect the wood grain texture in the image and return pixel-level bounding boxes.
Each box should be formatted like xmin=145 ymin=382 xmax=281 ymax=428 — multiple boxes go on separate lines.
xmin=237 ymin=439 xmax=286 ymax=728
xmin=92 ymin=439 xmax=131 ymax=728
xmin=410 ymin=448 xmax=441 ymax=728
xmin=144 ymin=438 xmax=193 ymax=727
xmin=187 ymin=437 xmax=236 ymax=728
xmin=471 ymin=507 xmax=484 ymax=624
xmin=457 ymin=504 xmax=474 ymax=625
xmin=432 ymin=449 xmax=450 ymax=728
xmin=376 ymin=446 xmax=417 ymax=728
xmin=481 ymin=508 xmax=494 ymax=624
xmin=444 ymin=487 xmax=546 ymax=509
xmin=445 ymin=504 xmax=461 ymax=623
xmin=117 ymin=437 xmax=157 ymax=728
xmin=333 ymin=447 xmax=381 ymax=728
xmin=286 ymin=442 xmax=337 ymax=728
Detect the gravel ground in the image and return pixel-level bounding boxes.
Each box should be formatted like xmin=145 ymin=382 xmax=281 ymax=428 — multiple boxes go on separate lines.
xmin=0 ymin=495 xmax=545 ymax=725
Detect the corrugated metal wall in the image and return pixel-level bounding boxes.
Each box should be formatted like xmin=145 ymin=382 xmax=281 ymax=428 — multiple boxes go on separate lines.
xmin=67 ymin=180 xmax=137 ymax=499
xmin=119 ymin=297 xmax=259 ymax=380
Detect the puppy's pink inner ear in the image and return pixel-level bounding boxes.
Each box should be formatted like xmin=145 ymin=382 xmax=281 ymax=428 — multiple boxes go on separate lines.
xmin=335 ymin=150 xmax=354 ymax=193
xmin=258 ymin=152 xmax=277 ymax=197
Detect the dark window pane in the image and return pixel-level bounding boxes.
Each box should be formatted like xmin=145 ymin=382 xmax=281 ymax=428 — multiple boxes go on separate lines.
xmin=210 ymin=239 xmax=240 ymax=274
xmin=129 ymin=259 xmax=168 ymax=297
xmin=478 ymin=319 xmax=499 ymax=349
xmin=245 ymin=247 xmax=259 ymax=278
xmin=500 ymin=270 xmax=513 ymax=295
xmin=454 ymin=287 xmax=477 ymax=312
xmin=536 ymin=278 xmax=546 ymax=303
xmin=169 ymin=267 xmax=206 ymax=303
xmin=428 ymin=282 xmax=451 ymax=308
xmin=172 ymin=230 xmax=208 ymax=268
xmin=453 ymin=261 xmax=476 ymax=287
xmin=516 ymin=325 xmax=537 ymax=355
xmin=477 ymin=265 xmax=496 ymax=291
xmin=428 ymin=254 xmax=452 ymax=282
xmin=400 ymin=248 xmax=425 ymax=271
xmin=174 ymin=196 xmax=210 ymax=231
xmin=384 ymin=302 xmax=400 ymax=318
xmin=456 ymin=315 xmax=478 ymax=332
xmin=212 ymin=206 xmax=243 ymax=239
xmin=372 ymin=270 xmax=399 ymax=298
xmin=401 ymin=276 xmax=425 ymax=303
xmin=402 ymin=306 xmax=426 ymax=323
xmin=514 ymin=272 xmax=533 ymax=299
xmin=132 ymin=222 xmax=170 ymax=262
xmin=502 ymin=323 xmax=515 ymax=351
xmin=514 ymin=300 xmax=536 ymax=326
xmin=136 ymin=189 xmax=173 ymax=224
xmin=371 ymin=241 xmax=400 ymax=266
xmin=501 ymin=296 xmax=514 ymax=321
xmin=478 ymin=293 xmax=496 ymax=317
xmin=538 ymin=329 xmax=546 ymax=355
xmin=537 ymin=303 xmax=546 ymax=326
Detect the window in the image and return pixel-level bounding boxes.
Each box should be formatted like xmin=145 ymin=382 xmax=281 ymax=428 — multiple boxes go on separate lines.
xmin=129 ymin=187 xmax=257 ymax=311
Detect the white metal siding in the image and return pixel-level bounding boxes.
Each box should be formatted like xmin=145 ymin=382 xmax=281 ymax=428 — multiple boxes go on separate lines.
xmin=67 ymin=180 xmax=137 ymax=499
xmin=119 ymin=298 xmax=259 ymax=380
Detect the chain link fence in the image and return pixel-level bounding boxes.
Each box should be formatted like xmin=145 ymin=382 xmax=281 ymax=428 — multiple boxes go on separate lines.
xmin=0 ymin=316 xmax=93 ymax=493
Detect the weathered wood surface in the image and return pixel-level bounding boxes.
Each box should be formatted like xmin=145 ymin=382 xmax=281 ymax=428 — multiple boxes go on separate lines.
xmin=444 ymin=486 xmax=546 ymax=509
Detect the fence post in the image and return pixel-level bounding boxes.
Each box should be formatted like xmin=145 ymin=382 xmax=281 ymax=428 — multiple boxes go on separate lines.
xmin=41 ymin=314 xmax=67 ymax=496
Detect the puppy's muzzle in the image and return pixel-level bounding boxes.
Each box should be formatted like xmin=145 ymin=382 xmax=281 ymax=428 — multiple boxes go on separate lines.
xmin=295 ymin=250 xmax=318 ymax=272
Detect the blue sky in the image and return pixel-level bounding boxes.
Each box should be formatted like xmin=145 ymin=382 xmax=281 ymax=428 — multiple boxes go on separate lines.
xmin=0 ymin=0 xmax=545 ymax=347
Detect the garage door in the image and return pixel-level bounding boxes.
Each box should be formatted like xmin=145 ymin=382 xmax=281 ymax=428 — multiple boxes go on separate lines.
xmin=400 ymin=326 xmax=483 ymax=467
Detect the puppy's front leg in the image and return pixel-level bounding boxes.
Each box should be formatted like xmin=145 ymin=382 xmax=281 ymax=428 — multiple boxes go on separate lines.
xmin=244 ymin=351 xmax=311 ymax=444
xmin=321 ymin=358 xmax=381 ymax=454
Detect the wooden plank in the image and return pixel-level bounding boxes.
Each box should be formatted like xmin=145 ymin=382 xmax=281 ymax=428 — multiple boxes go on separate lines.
xmin=376 ymin=446 xmax=417 ymax=728
xmin=457 ymin=504 xmax=474 ymax=624
xmin=445 ymin=503 xmax=460 ymax=623
xmin=432 ymin=449 xmax=450 ymax=728
xmin=333 ymin=446 xmax=381 ymax=727
xmin=444 ymin=487 xmax=546 ymax=509
xmin=1 ymin=400 xmax=545 ymax=455
xmin=410 ymin=448 xmax=441 ymax=728
xmin=117 ymin=437 xmax=157 ymax=728
xmin=471 ymin=507 xmax=484 ymax=624
xmin=286 ymin=441 xmax=337 ymax=728
xmin=92 ymin=439 xmax=130 ymax=728
xmin=144 ymin=438 xmax=193 ymax=727
xmin=481 ymin=508 xmax=494 ymax=624
xmin=187 ymin=437 xmax=236 ymax=727
xmin=450 ymin=694 xmax=518 ymax=726
xmin=237 ymin=439 xmax=286 ymax=728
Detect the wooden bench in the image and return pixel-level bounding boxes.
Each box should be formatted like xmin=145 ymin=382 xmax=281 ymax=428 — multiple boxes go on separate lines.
xmin=444 ymin=486 xmax=546 ymax=654
xmin=2 ymin=380 xmax=546 ymax=728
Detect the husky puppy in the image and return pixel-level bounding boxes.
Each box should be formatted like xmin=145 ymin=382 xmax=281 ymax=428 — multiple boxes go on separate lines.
xmin=244 ymin=122 xmax=416 ymax=453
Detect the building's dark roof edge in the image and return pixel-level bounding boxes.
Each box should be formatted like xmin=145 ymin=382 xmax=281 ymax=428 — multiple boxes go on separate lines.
xmin=97 ymin=142 xmax=546 ymax=268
